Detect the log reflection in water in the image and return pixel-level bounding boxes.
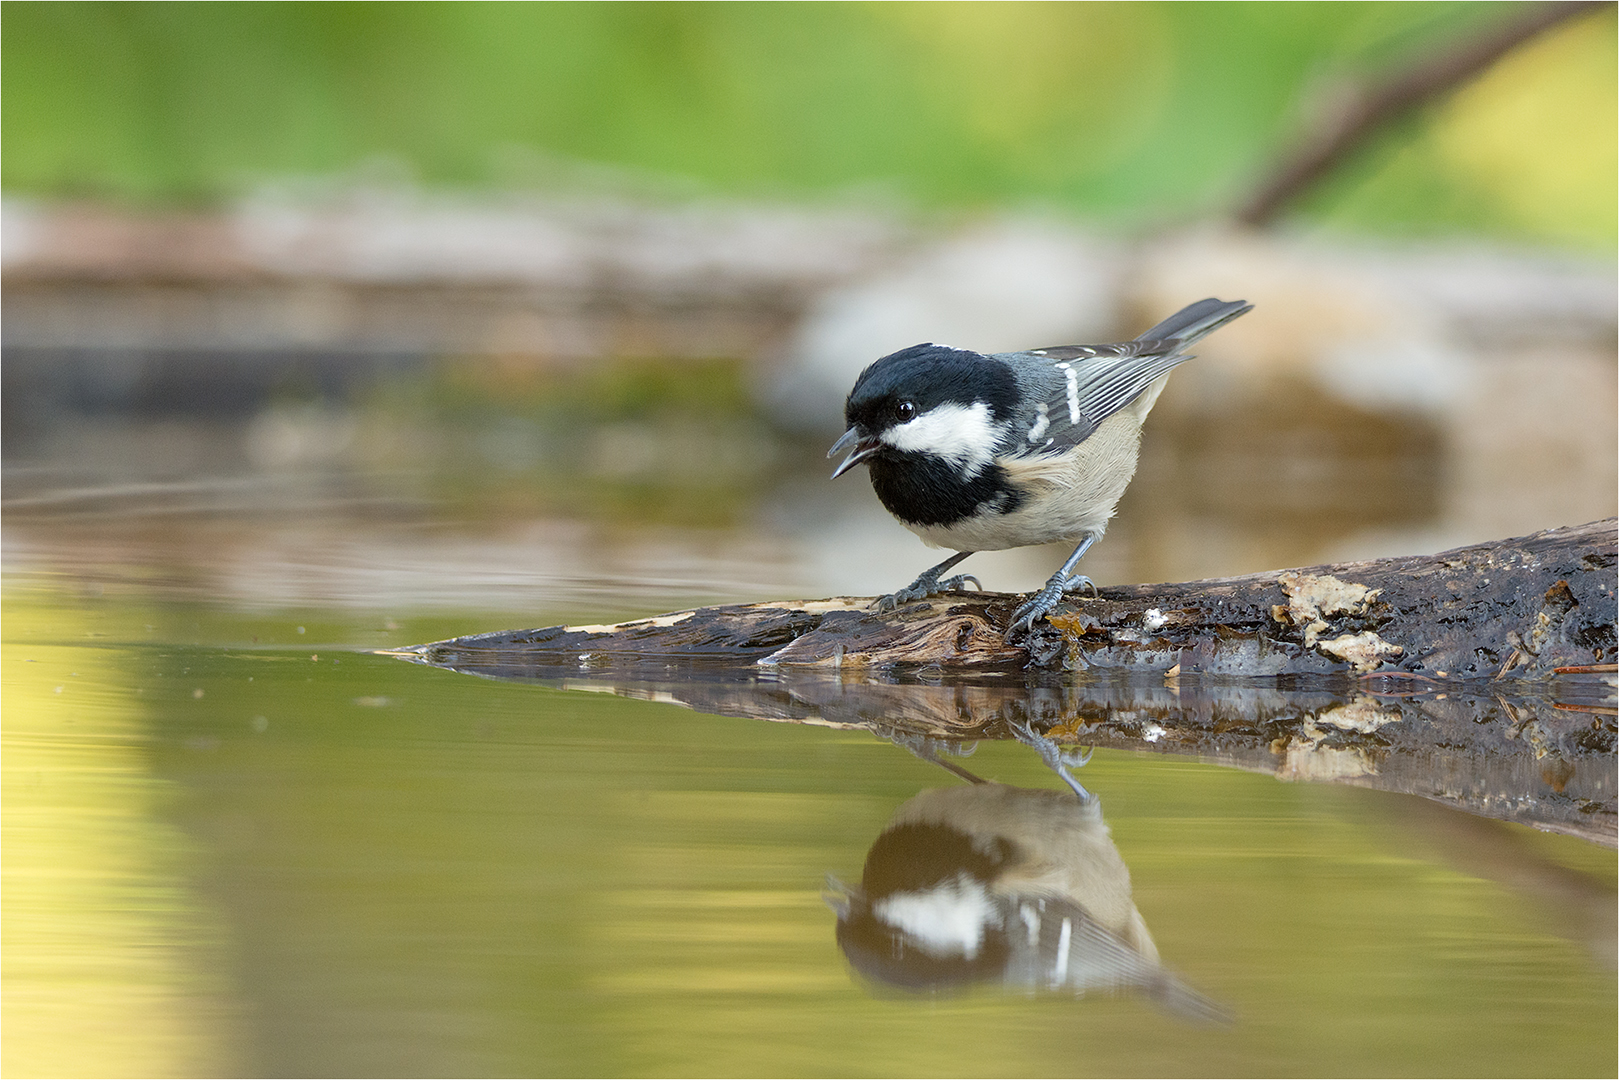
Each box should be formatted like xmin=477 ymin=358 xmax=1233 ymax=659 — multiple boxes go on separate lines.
xmin=391 ymin=635 xmax=1616 ymax=846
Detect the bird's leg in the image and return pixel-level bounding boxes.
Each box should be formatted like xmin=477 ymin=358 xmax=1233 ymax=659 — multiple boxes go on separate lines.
xmin=882 ymin=731 xmax=989 ymax=785
xmin=870 ymin=550 xmax=979 ymax=612
xmin=1007 ymin=534 xmax=1098 ymax=638
xmin=1008 ymin=719 xmax=1095 ymax=802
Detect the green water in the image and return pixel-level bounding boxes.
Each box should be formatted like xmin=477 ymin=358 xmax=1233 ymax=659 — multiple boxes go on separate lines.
xmin=5 ymin=583 xmax=1614 ymax=1078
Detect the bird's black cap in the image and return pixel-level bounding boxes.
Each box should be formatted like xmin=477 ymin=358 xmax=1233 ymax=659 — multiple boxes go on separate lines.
xmin=845 ymin=344 xmax=1020 ymax=429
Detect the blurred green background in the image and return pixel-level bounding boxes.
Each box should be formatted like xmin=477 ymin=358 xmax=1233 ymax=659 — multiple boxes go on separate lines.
xmin=3 ymin=0 xmax=1615 ymax=247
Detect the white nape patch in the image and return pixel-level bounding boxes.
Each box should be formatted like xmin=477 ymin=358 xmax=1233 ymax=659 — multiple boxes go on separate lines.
xmin=873 ymin=876 xmax=996 ymax=959
xmin=1143 ymin=607 xmax=1167 ymax=632
xmin=1026 ymin=401 xmax=1049 ymax=443
xmin=1055 ymin=362 xmax=1081 ymax=424
xmin=882 ymin=401 xmax=1000 ymax=478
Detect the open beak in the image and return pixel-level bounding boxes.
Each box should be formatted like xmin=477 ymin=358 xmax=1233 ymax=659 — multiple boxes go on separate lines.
xmin=828 ymin=427 xmax=881 ymax=479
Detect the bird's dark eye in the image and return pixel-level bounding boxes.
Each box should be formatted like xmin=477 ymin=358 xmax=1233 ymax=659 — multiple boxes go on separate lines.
xmin=895 ymin=400 xmax=916 ymax=422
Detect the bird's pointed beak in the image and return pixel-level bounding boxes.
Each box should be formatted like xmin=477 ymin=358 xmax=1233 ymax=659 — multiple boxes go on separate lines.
xmin=828 ymin=427 xmax=881 ymax=479
xmin=822 ymin=874 xmax=856 ymax=918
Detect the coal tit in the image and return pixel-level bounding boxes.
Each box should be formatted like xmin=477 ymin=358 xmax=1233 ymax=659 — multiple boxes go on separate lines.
xmin=828 ymin=297 xmax=1252 ymax=635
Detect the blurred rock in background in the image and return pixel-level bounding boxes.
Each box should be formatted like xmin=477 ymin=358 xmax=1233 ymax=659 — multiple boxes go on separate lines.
xmin=762 ymin=217 xmax=1122 ymax=433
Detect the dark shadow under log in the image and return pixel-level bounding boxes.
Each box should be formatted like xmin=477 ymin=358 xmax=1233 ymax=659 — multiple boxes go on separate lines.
xmin=390 ymin=520 xmax=1617 ymax=844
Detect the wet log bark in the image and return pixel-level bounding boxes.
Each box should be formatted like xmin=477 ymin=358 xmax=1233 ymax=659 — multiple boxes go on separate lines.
xmin=405 ymin=519 xmax=1615 ymax=682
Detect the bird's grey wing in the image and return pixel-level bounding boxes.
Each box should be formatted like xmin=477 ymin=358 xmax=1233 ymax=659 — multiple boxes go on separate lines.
xmin=999 ymin=342 xmax=1191 ymax=456
xmin=1002 ymin=897 xmax=1228 ymax=1022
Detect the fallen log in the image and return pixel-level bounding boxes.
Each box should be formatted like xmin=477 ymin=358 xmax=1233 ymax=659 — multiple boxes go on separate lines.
xmin=404 ymin=519 xmax=1615 ymax=680
xmin=390 ymin=520 xmax=1617 ymax=844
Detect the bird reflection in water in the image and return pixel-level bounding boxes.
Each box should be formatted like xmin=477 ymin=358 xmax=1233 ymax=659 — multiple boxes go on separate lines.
xmin=828 ymin=722 xmax=1226 ymax=1022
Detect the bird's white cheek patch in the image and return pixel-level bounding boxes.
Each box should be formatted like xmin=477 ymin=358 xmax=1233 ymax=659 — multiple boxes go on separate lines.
xmin=882 ymin=402 xmax=999 ymax=477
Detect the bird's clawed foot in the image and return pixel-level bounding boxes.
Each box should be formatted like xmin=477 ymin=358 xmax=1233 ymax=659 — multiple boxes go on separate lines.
xmin=1008 ymin=719 xmax=1095 ymax=801
xmin=1006 ymin=573 xmax=1097 ymax=638
xmin=870 ymin=567 xmax=981 ymax=612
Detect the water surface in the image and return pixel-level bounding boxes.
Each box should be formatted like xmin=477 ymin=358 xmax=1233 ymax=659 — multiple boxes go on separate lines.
xmin=6 ymin=574 xmax=1615 ymax=1077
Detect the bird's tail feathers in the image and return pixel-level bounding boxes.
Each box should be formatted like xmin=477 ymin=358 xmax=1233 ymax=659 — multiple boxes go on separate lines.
xmin=1136 ymin=298 xmax=1252 ymax=346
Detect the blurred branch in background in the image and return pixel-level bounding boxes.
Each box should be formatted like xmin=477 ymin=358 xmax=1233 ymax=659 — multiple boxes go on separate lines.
xmin=1239 ymin=0 xmax=1617 ymax=226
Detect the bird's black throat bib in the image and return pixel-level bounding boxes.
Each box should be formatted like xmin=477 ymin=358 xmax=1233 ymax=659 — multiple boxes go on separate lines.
xmin=867 ymin=450 xmax=1024 ymax=528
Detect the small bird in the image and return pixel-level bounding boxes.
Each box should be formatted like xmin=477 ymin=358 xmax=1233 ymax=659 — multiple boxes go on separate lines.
xmin=828 ymin=297 xmax=1252 ymax=636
